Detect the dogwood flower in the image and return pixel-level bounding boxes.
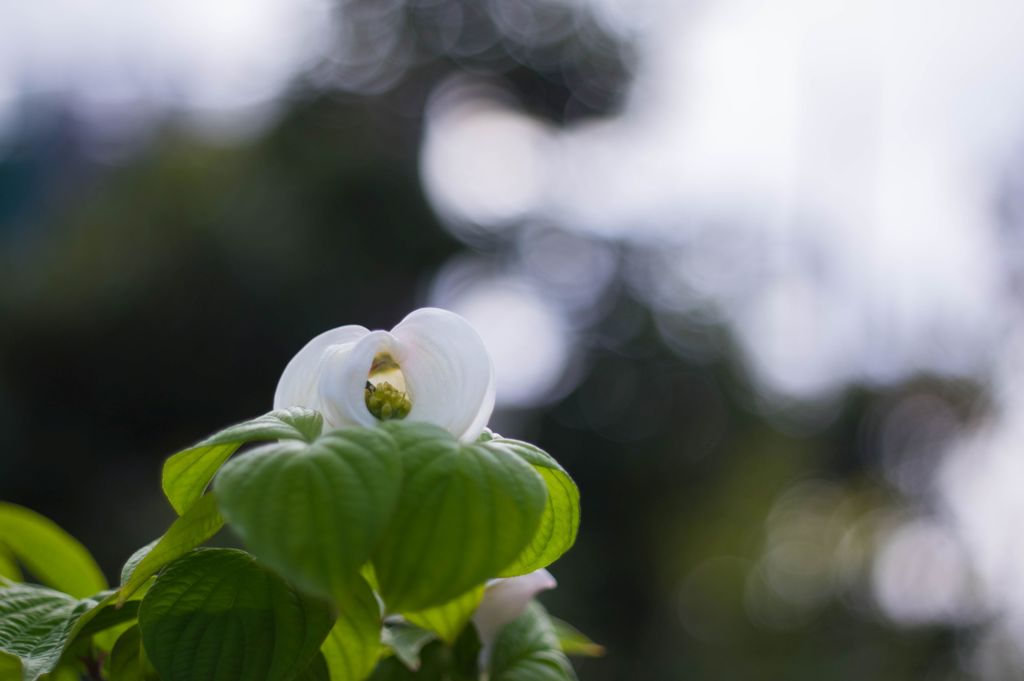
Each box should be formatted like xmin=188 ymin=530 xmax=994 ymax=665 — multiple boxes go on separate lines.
xmin=274 ymin=307 xmax=496 ymax=442
xmin=473 ymin=569 xmax=557 ymax=649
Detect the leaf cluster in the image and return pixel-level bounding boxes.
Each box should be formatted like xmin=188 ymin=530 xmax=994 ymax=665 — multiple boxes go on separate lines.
xmin=0 ymin=410 xmax=598 ymax=680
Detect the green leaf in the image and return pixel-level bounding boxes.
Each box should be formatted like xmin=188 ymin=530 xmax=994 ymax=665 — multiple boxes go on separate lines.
xmin=108 ymin=626 xmax=158 ymax=681
xmin=489 ymin=603 xmax=576 ymax=681
xmin=215 ymin=428 xmax=402 ymax=601
xmin=0 ymin=652 xmax=21 ymax=681
xmin=162 ymin=407 xmax=323 ymax=515
xmin=48 ymin=667 xmax=78 ymax=681
xmin=448 ymin=624 xmax=482 ymax=681
xmin=0 ymin=582 xmax=103 ymax=681
xmin=64 ymin=589 xmax=144 ymax=658
xmin=366 ymin=656 xmax=420 ymax=680
xmin=0 ymin=503 xmax=107 ymax=598
xmin=484 ymin=440 xmax=580 ymax=578
xmin=138 ymin=548 xmax=333 ymax=681
xmin=367 ymin=642 xmax=447 ymax=681
xmin=381 ymin=625 xmax=435 ymax=671
xmin=119 ymin=541 xmax=157 ymax=589
xmin=372 ymin=423 xmax=547 ymax=612
xmin=118 ymin=492 xmax=224 ymax=605
xmin=70 ymin=600 xmax=139 ymax=641
xmin=296 ymin=653 xmax=330 ymax=681
xmin=320 ymin=575 xmax=383 ymax=681
xmin=370 ymin=624 xmax=480 ymax=681
xmin=100 ymin=567 xmax=152 ymax=654
xmin=108 ymin=626 xmax=142 ymax=681
xmin=402 ymin=586 xmax=484 ymax=646
xmin=93 ymin=617 xmax=138 ymax=661
xmin=549 ymin=618 xmax=604 ymax=658
xmin=0 ymin=549 xmax=21 ymax=583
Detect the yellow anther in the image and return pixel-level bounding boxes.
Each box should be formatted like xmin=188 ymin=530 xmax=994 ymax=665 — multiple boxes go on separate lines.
xmin=365 ymin=381 xmax=412 ymax=421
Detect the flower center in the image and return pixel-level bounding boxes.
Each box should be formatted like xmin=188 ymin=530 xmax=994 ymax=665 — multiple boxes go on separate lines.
xmin=364 ymin=352 xmax=411 ymax=421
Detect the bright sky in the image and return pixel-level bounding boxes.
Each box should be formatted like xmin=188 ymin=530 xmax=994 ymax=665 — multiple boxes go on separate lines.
xmin=0 ymin=0 xmax=331 ymax=141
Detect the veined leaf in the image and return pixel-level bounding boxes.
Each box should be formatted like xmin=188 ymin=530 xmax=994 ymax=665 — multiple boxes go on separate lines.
xmin=0 ymin=580 xmax=147 ymax=681
xmin=372 ymin=423 xmax=546 ymax=613
xmin=320 ymin=575 xmax=382 ymax=681
xmin=0 ymin=504 xmax=107 ymax=598
xmin=402 ymin=585 xmax=484 ymax=645
xmin=489 ymin=603 xmax=576 ymax=681
xmin=0 ymin=582 xmax=103 ymax=681
xmin=215 ymin=428 xmax=401 ymax=601
xmin=138 ymin=548 xmax=333 ymax=681
xmin=162 ymin=407 xmax=323 ymax=515
xmin=485 ymin=440 xmax=580 ymax=578
xmin=118 ymin=492 xmax=224 ymax=605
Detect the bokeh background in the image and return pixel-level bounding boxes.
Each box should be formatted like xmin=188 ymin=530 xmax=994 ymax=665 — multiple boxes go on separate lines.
xmin=5 ymin=1 xmax=1024 ymax=678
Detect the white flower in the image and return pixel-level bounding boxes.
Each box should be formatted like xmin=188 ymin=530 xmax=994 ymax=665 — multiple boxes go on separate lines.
xmin=473 ymin=569 xmax=557 ymax=648
xmin=274 ymin=307 xmax=496 ymax=442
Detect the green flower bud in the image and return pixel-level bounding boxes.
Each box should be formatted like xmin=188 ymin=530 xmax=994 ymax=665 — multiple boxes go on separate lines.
xmin=365 ymin=381 xmax=412 ymax=421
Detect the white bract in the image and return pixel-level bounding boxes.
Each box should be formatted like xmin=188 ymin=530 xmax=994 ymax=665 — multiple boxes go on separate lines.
xmin=473 ymin=569 xmax=557 ymax=648
xmin=274 ymin=307 xmax=496 ymax=442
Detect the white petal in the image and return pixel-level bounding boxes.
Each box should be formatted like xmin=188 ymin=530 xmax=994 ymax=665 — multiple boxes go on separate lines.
xmin=473 ymin=569 xmax=557 ymax=649
xmin=391 ymin=307 xmax=496 ymax=442
xmin=317 ymin=330 xmax=397 ymax=430
xmin=274 ymin=325 xmax=369 ymax=412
